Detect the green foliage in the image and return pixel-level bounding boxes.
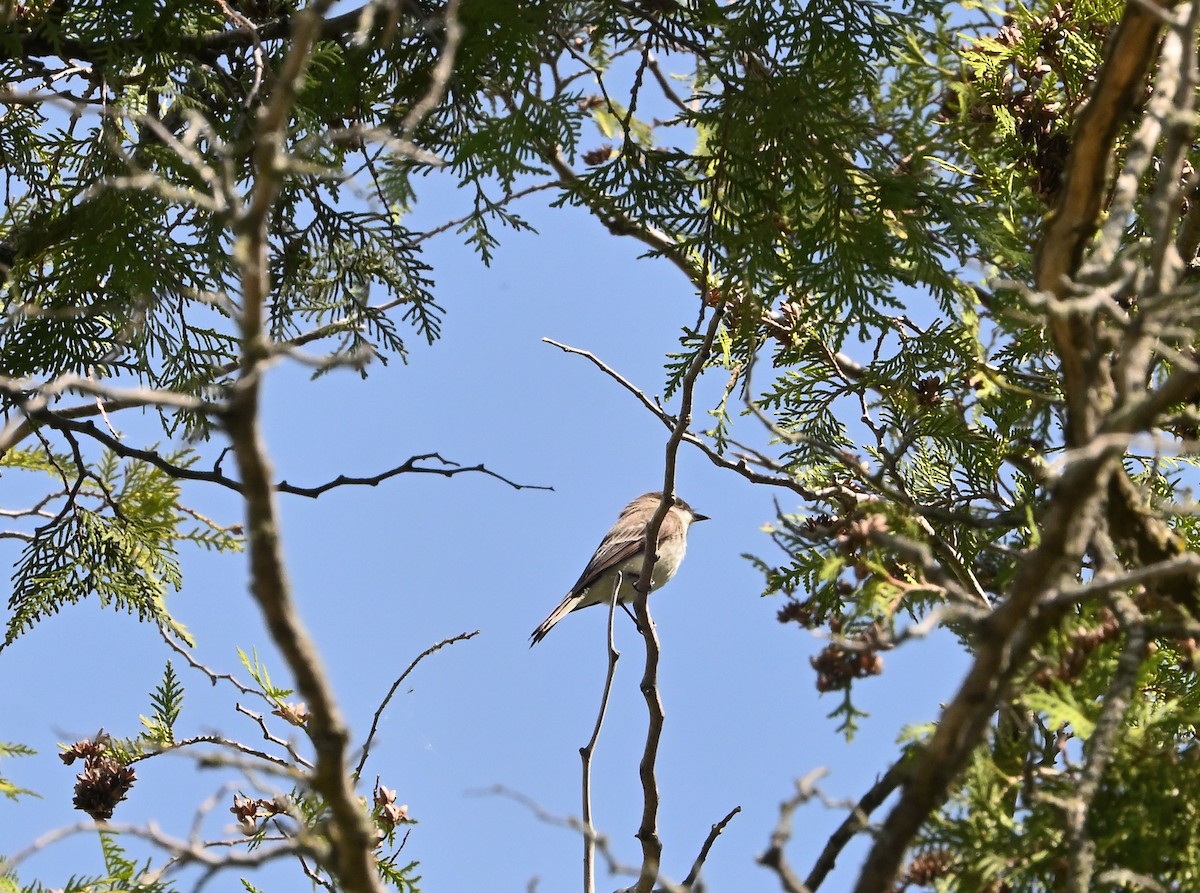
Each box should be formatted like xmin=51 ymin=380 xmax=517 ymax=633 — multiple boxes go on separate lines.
xmin=0 ymin=741 xmax=37 ymax=801
xmin=0 ymin=3 xmax=453 ymax=438
xmin=3 ymin=449 xmax=241 ymax=649
xmin=236 ymin=647 xmax=294 ymax=703
xmin=95 ymin=832 xmax=175 ymax=893
xmin=377 ymin=851 xmax=422 ymax=893
xmin=913 ymin=631 xmax=1200 ymax=890
xmin=5 ymin=831 xmax=178 ymax=893
xmin=139 ymin=662 xmax=184 ymax=747
xmin=3 ymin=0 xmax=1200 ymax=889
xmin=691 ymin=0 xmax=1200 ymax=885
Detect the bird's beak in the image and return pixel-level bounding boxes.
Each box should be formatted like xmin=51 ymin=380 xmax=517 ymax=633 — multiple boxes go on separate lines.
xmin=692 ymin=512 xmax=711 ymax=522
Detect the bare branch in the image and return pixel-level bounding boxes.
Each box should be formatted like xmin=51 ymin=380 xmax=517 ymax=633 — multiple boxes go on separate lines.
xmin=851 ymin=447 xmax=1118 ymax=892
xmin=582 ymin=575 xmax=625 ymax=893
xmin=630 ymin=304 xmax=727 ymax=893
xmin=132 ymin=734 xmax=301 ymax=773
xmin=1043 ymin=552 xmax=1200 ymax=608
xmin=222 ymin=3 xmax=389 ymax=889
xmin=353 ymin=629 xmax=480 ymax=779
xmin=541 ymin=337 xmax=808 ymax=496
xmin=758 ymin=769 xmax=825 ymax=893
xmin=158 ymin=626 xmax=266 ymax=700
xmin=802 ymin=760 xmax=907 ymax=891
xmin=481 ymin=784 xmax=637 ymax=879
xmin=680 ymin=805 xmax=741 ymax=890
xmin=16 ymin=413 xmax=549 ymax=499
xmin=1036 ymin=0 xmax=1173 ymax=441
xmin=235 ymin=703 xmax=313 ymax=770
xmin=276 ymin=453 xmax=552 ymax=496
xmin=0 ymin=819 xmax=309 ymax=877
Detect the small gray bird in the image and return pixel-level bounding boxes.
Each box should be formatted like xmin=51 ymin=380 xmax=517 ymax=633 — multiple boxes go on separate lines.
xmin=530 ymin=491 xmax=709 ymax=645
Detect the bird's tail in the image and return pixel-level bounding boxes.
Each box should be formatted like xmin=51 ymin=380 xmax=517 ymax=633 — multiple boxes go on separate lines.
xmin=529 ymin=593 xmax=579 ymax=646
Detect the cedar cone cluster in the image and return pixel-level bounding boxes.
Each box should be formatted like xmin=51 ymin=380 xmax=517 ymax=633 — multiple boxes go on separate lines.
xmin=761 ymin=298 xmax=811 ymax=343
xmin=776 ymin=580 xmax=855 ymax=629
xmin=914 ymin=375 xmax=943 ymax=408
xmin=799 ymin=512 xmax=839 ymax=537
xmin=582 ymin=146 xmax=614 ymax=165
xmin=811 ymin=639 xmax=884 ymax=692
xmin=272 ymin=700 xmax=310 ymax=728
xmin=835 ymin=514 xmax=890 ymax=554
xmin=60 ymin=731 xmax=136 ymax=821
xmin=1032 ymin=609 xmax=1120 ymax=688
xmin=374 ymin=783 xmax=411 ymax=836
xmin=1176 ymin=636 xmax=1199 ymax=672
xmin=777 ymin=598 xmax=820 ymax=628
xmin=898 ymin=849 xmax=953 ymax=888
xmin=774 ymin=513 xmax=893 ymax=690
xmin=230 ymin=793 xmax=287 ymax=834
xmin=942 ymin=2 xmax=1114 ymax=204
xmin=774 ymin=511 xmax=873 ymax=629
xmin=990 ymin=11 xmax=1073 ymax=203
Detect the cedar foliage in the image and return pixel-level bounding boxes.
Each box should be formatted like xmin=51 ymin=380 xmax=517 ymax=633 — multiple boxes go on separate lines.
xmin=2 ymin=0 xmax=1200 ymax=890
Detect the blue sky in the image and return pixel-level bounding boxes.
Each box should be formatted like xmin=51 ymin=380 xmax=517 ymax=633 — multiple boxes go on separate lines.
xmin=0 ymin=172 xmax=972 ymax=892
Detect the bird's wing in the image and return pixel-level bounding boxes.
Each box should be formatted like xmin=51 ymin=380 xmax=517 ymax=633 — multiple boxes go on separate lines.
xmin=567 ymin=534 xmax=644 ymax=596
xmin=567 ymin=509 xmax=682 ymax=595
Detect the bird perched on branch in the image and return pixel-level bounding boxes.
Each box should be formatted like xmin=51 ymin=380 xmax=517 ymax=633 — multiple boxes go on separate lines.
xmin=530 ymin=491 xmax=709 ymax=645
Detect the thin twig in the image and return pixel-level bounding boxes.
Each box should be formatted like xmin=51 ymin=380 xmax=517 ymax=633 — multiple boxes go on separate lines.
xmin=581 ymin=574 xmax=624 ymax=893
xmin=277 ymin=453 xmax=552 ymax=496
xmin=0 ymin=819 xmax=308 ymax=875
xmin=234 ymin=704 xmax=313 ymax=769
xmin=758 ymin=769 xmax=827 ymax=893
xmin=353 ymin=630 xmax=480 ymax=779
xmin=803 ymin=760 xmax=907 ymax=891
xmin=19 ymin=414 xmax=549 ymax=497
xmin=158 ymin=625 xmax=263 ymax=699
xmin=131 ymin=734 xmax=301 ymax=772
xmin=480 ymin=784 xmax=634 ymax=878
xmin=681 ymin=805 xmax=741 ymax=889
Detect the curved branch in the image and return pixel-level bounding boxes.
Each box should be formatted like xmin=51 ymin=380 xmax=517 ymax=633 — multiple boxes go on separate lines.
xmin=850 ymin=444 xmax=1119 ymax=893
xmin=353 ymin=630 xmax=480 ymax=780
xmin=1035 ymin=0 xmax=1176 ymax=440
xmin=803 ymin=760 xmax=906 ymax=891
xmin=18 ymin=413 xmax=549 ymax=497
xmin=225 ymin=3 xmax=382 ymax=891
xmin=631 ymin=304 xmax=728 ymax=893
xmin=581 ymin=576 xmax=624 ymax=893
xmin=682 ymin=805 xmax=741 ymax=890
xmin=1064 ymin=596 xmax=1148 ymax=893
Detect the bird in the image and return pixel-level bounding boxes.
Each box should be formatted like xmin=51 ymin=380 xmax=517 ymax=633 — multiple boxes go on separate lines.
xmin=530 ymin=491 xmax=709 ymax=645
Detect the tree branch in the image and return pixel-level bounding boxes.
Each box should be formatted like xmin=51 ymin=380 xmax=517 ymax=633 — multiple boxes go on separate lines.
xmin=803 ymin=760 xmax=906 ymax=891
xmin=353 ymin=630 xmax=479 ymax=780
xmin=224 ymin=3 xmax=382 ymax=891
xmin=631 ymin=303 xmax=727 ymax=893
xmin=850 ymin=444 xmax=1119 ymax=892
xmin=1036 ymin=0 xmax=1177 ymax=441
xmin=1063 ymin=596 xmax=1148 ymax=893
xmin=681 ymin=805 xmax=741 ymax=890
xmin=758 ymin=769 xmax=826 ymax=893
xmin=581 ymin=575 xmax=624 ymax=893
xmin=18 ymin=412 xmax=548 ymax=498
